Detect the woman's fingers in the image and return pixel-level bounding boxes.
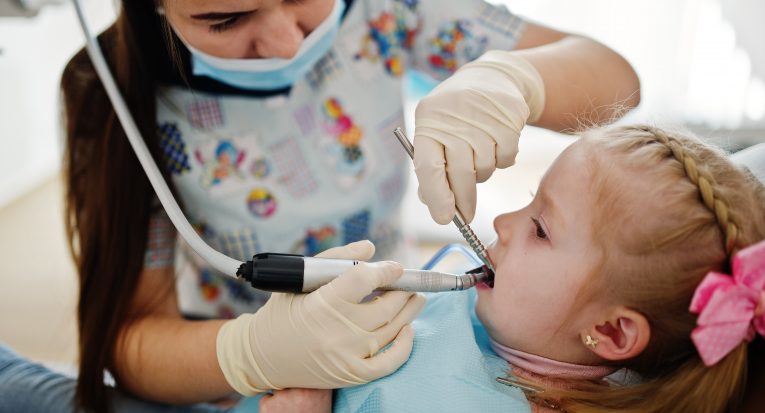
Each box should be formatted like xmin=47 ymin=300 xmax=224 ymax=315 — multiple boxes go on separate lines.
xmin=324 ymin=261 xmax=404 ymax=304
xmin=413 ymin=134 xmax=455 ymax=225
xmin=372 ymin=293 xmax=426 ymax=346
xmin=331 ymin=290 xmax=415 ymax=331
xmin=363 ymin=324 xmax=416 ymax=377
xmin=314 ymin=240 xmax=376 ymax=261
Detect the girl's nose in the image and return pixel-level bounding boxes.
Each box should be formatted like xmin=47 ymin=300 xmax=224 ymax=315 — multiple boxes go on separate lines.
xmin=493 ymin=212 xmax=514 ymax=244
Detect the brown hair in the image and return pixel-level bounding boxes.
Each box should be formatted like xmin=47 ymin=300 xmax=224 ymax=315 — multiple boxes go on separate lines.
xmin=531 ymin=125 xmax=765 ymax=412
xmin=61 ymin=1 xmax=176 ymax=411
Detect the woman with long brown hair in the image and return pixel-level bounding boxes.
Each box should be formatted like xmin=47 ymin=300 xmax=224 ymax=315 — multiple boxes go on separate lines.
xmin=54 ymin=0 xmax=640 ymax=411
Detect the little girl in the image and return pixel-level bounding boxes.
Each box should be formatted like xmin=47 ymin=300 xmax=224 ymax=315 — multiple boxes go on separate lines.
xmin=472 ymin=124 xmax=765 ymax=412
xmin=242 ymin=125 xmax=765 ymax=413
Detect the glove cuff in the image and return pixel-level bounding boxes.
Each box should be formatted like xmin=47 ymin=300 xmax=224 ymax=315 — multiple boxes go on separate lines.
xmin=465 ymin=51 xmax=546 ymax=123
xmin=216 ymin=314 xmax=273 ymax=396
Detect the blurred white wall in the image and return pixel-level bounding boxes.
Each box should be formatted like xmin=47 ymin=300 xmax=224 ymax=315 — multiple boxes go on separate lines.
xmin=718 ymin=0 xmax=765 ymax=126
xmin=0 ymin=0 xmax=115 ymax=208
xmin=499 ymin=0 xmax=765 ymax=130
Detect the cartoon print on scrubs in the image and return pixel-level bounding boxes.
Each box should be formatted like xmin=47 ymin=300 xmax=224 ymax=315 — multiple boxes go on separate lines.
xmin=369 ymin=221 xmax=404 ymax=260
xmin=206 ymin=226 xmax=262 ymax=261
xmin=144 ymin=211 xmax=176 ymax=269
xmin=306 ymin=50 xmax=344 ymax=90
xmin=246 ymin=187 xmax=277 ymax=218
xmin=221 ymin=277 xmax=258 ymax=305
xmin=475 ymin=1 xmax=526 ymax=40
xmin=189 ymin=229 xmax=269 ymax=315
xmin=428 ymin=19 xmax=488 ymax=74
xmin=249 ymin=158 xmax=271 ymax=179
xmin=158 ymin=0 xmax=528 ymax=319
xmin=342 ymin=210 xmax=371 ymax=244
xmin=158 ymin=122 xmax=191 ymax=175
xmin=195 ymin=136 xmax=268 ymax=197
xmin=217 ymin=305 xmax=236 ymax=320
xmin=196 ymin=140 xmax=244 ymax=188
xmin=320 ymin=97 xmax=367 ymax=185
xmin=199 ymin=269 xmax=222 ymax=302
xmin=197 ymin=269 xmax=267 ymax=316
xmin=292 ymin=226 xmax=339 ymax=256
xmin=186 ymin=97 xmax=223 ymax=130
xmin=355 ymin=0 xmax=421 ymax=76
xmin=268 ymin=136 xmax=318 ymax=198
xmin=293 ymin=104 xmax=317 ymax=136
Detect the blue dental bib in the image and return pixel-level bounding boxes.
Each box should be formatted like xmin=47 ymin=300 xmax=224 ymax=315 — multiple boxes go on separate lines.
xmin=235 ymin=290 xmax=531 ymax=412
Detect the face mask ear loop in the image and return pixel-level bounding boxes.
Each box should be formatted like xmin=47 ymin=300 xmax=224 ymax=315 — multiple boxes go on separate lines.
xmin=72 ymin=0 xmax=243 ymax=277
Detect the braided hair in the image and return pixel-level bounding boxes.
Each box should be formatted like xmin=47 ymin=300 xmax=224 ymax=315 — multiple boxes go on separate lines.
xmin=629 ymin=125 xmax=741 ymax=255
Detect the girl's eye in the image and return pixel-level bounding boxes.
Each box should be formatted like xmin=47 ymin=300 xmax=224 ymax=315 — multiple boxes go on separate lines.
xmin=210 ymin=16 xmax=242 ymax=32
xmin=530 ymin=217 xmax=548 ymax=240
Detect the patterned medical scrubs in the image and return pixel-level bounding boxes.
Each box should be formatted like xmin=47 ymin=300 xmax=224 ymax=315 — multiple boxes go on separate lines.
xmin=148 ymin=0 xmax=527 ymax=318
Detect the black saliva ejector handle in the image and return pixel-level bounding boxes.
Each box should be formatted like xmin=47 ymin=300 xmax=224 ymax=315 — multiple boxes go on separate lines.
xmin=238 ymin=253 xmax=360 ymax=293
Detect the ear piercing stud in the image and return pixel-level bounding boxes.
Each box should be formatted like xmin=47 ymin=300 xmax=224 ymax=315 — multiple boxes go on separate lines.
xmin=583 ymin=335 xmax=599 ymax=349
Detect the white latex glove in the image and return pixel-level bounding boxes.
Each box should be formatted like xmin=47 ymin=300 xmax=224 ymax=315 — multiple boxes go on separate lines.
xmin=216 ymin=240 xmax=426 ymax=395
xmin=413 ymin=51 xmax=545 ymax=224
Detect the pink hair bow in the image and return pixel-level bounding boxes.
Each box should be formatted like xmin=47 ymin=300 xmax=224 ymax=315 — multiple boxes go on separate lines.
xmin=690 ymin=240 xmax=765 ymax=366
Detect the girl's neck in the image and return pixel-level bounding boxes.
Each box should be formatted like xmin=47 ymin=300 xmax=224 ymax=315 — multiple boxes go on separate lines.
xmin=490 ymin=339 xmax=617 ymax=379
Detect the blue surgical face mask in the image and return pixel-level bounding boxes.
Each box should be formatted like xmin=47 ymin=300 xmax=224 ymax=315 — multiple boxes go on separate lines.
xmin=179 ymin=0 xmax=345 ymax=91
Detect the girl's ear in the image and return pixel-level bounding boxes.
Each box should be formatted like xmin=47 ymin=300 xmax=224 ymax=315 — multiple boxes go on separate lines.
xmin=581 ymin=307 xmax=650 ymax=361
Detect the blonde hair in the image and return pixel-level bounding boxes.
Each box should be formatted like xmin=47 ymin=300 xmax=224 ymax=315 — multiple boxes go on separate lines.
xmin=532 ymin=125 xmax=765 ymax=412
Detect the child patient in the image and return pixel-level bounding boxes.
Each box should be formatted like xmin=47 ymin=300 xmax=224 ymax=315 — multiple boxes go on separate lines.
xmin=242 ymin=125 xmax=765 ymax=413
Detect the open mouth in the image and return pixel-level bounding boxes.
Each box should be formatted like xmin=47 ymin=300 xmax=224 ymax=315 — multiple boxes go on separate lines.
xmin=467 ymin=265 xmax=494 ymax=289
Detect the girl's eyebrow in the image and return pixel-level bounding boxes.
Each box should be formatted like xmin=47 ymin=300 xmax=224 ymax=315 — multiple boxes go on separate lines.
xmin=191 ymin=10 xmax=254 ymax=20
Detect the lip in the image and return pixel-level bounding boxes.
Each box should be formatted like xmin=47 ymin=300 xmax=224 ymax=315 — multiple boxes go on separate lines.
xmin=475 ymin=281 xmax=491 ymax=290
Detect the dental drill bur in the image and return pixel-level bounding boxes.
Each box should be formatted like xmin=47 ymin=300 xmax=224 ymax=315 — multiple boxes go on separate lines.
xmin=392 ymin=128 xmax=496 ymax=282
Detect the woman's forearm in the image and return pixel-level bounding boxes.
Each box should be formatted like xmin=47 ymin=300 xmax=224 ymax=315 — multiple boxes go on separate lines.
xmin=514 ymin=35 xmax=641 ymax=132
xmin=115 ymin=316 xmax=234 ymax=404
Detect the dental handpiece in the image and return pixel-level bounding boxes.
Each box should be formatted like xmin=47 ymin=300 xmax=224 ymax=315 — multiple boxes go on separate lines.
xmin=236 ymin=253 xmax=491 ymax=293
xmin=392 ymin=128 xmax=496 ymax=278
